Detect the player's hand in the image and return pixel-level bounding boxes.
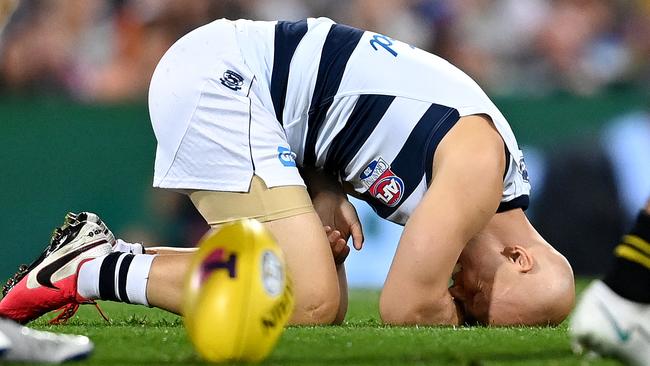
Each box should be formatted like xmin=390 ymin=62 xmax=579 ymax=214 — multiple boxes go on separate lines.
xmin=324 ymin=226 xmax=351 ymax=265
xmin=301 ymin=167 xmax=364 ymax=257
xmin=312 ymin=190 xmax=364 ymax=252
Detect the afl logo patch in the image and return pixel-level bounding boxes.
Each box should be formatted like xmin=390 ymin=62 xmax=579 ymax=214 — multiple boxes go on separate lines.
xmin=369 ymin=171 xmax=404 ymax=207
xmin=360 ymin=157 xmax=390 ymax=190
xmin=220 ymin=70 xmax=244 ymax=91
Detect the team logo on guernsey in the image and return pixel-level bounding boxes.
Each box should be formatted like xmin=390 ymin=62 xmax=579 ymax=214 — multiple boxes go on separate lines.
xmin=361 ymin=158 xmax=405 ymax=207
xmin=220 ymin=70 xmax=244 ymax=91
xmin=277 ymin=146 xmax=297 ymax=167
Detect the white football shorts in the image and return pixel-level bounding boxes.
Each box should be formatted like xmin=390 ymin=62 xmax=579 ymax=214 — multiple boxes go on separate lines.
xmin=149 ymin=19 xmax=304 ymax=192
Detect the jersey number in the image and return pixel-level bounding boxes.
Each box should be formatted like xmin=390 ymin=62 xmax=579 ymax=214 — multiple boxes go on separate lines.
xmin=370 ymin=34 xmax=398 ymax=57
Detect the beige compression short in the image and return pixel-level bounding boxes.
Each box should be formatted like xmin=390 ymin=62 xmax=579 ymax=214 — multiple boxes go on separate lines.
xmin=188 ymin=175 xmax=314 ymax=226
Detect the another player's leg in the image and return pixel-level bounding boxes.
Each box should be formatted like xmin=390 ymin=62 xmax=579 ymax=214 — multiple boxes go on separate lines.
xmin=0 ymin=317 xmax=93 ymax=363
xmin=570 ymin=200 xmax=650 ymax=366
xmin=0 ymin=211 xmax=167 ymax=324
xmin=0 ymin=212 xmax=192 ymax=319
xmin=0 ymin=214 xmax=114 ymax=323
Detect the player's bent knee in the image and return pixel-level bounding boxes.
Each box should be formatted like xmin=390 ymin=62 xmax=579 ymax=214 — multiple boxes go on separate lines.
xmin=291 ymin=291 xmax=340 ymax=325
xmin=290 ymin=274 xmax=340 ymax=325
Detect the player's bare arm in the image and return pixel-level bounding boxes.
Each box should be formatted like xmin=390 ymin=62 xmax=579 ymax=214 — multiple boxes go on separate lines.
xmin=380 ymin=115 xmax=505 ymax=325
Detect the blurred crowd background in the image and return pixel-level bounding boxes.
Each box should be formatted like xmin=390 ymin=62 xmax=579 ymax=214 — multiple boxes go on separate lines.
xmin=2 ymin=0 xmax=650 ymax=99
xmin=1 ymin=0 xmax=649 ymax=285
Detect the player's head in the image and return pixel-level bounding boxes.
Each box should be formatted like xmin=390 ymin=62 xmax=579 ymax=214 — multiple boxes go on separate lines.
xmin=450 ymin=209 xmax=575 ymax=326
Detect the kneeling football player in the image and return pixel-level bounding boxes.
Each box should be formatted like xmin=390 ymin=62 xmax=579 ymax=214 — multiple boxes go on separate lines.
xmin=0 ymin=18 xmax=575 ymax=326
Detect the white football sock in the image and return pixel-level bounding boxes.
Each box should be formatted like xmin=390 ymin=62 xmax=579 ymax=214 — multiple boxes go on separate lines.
xmin=113 ymin=239 xmax=145 ymax=254
xmin=77 ymin=253 xmax=156 ymax=306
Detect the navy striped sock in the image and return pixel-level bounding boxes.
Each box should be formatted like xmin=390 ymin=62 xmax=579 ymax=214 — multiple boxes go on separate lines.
xmin=603 ymin=211 xmax=650 ymax=303
xmin=99 ymin=253 xmax=135 ymax=303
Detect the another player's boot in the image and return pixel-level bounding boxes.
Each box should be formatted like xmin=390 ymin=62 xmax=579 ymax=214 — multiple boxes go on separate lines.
xmin=0 ymin=216 xmax=114 ymax=324
xmin=0 ymin=317 xmax=93 ymax=363
xmin=0 ymin=326 xmax=9 ymax=357
xmin=570 ymin=280 xmax=650 ymax=366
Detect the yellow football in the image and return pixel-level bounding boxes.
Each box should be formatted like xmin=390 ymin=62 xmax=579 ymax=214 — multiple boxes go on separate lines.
xmin=182 ymin=219 xmax=294 ymax=363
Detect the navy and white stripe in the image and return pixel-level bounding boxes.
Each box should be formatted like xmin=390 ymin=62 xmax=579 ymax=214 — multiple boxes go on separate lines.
xmin=117 ymin=253 xmax=135 ymax=303
xmin=303 ymin=24 xmax=364 ymax=166
xmin=362 ymin=104 xmax=459 ymax=219
xmin=267 ymin=18 xmax=529 ymax=224
xmin=270 ymin=19 xmax=463 ymax=219
xmin=270 ymin=20 xmax=308 ymax=124
xmin=324 ymin=94 xmax=395 ymax=175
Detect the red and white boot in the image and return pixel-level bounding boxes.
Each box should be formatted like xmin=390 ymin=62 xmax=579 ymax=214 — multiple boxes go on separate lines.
xmin=0 ymin=214 xmax=114 ymax=324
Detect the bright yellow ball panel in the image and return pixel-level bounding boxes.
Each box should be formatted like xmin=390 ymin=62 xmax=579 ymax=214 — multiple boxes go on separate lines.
xmin=183 ymin=219 xmax=294 ymax=363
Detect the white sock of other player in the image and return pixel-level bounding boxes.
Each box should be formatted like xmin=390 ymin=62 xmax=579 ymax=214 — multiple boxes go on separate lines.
xmin=77 ymin=253 xmax=156 ymax=306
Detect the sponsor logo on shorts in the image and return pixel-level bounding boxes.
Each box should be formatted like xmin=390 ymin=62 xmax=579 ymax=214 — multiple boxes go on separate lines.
xmin=220 ymin=70 xmax=244 ymax=91
xmin=362 ymin=158 xmax=404 ymax=207
xmin=518 ymin=156 xmax=529 ymax=183
xmin=277 ymin=146 xmax=297 ymax=167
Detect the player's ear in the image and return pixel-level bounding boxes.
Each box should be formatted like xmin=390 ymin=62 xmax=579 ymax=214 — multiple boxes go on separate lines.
xmin=501 ymin=245 xmax=534 ymax=273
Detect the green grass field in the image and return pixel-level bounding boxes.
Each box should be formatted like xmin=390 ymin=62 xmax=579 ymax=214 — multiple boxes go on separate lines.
xmin=6 ymin=280 xmax=622 ymax=366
